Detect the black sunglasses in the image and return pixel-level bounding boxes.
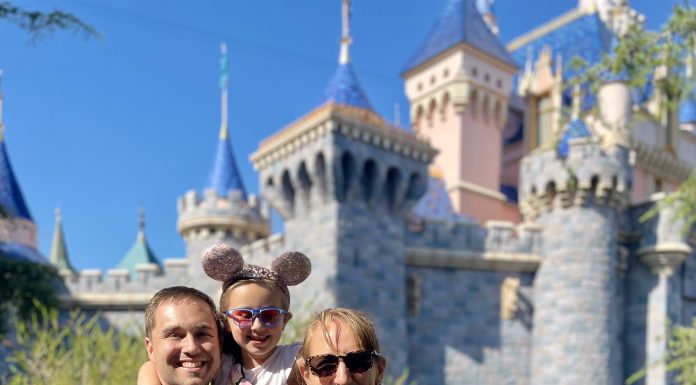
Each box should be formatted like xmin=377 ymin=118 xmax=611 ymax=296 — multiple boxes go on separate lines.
xmin=304 ymin=350 xmax=380 ymax=378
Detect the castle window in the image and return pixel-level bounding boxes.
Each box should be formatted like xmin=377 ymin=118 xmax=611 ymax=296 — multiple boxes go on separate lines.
xmin=484 ymin=73 xmax=491 ymax=82
xmin=406 ymin=274 xmax=422 ymax=316
xmin=496 ymin=79 xmax=502 ymax=89
xmin=654 ymin=177 xmax=663 ymax=193
xmin=535 ymin=93 xmax=554 ymax=147
xmin=417 ymin=82 xmax=423 ymax=91
xmin=443 ymin=68 xmax=449 ymax=78
xmin=430 ymin=75 xmax=436 ymax=85
xmin=472 ymin=67 xmax=478 ymax=77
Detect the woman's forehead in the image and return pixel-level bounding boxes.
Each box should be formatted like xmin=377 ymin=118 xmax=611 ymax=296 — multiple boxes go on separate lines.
xmin=308 ymin=319 xmax=362 ymax=355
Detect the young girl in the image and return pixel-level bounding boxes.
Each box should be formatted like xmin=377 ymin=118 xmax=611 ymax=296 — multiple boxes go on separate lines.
xmin=138 ymin=244 xmax=311 ymax=385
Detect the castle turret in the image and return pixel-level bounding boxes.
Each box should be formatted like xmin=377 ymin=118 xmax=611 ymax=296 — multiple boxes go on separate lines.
xmin=116 ymin=208 xmax=162 ymax=278
xmin=520 ymin=79 xmax=632 ymax=385
xmin=401 ymin=0 xmax=519 ymax=224
xmin=0 ymin=70 xmax=40 ymax=256
xmin=177 ymin=44 xmax=269 ymax=295
xmin=49 ymin=207 xmax=76 ymax=274
xmin=251 ymin=0 xmax=437 ymax=373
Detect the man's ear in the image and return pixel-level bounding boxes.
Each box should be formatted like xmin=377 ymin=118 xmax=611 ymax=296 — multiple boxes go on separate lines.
xmin=145 ymin=337 xmax=155 ymax=363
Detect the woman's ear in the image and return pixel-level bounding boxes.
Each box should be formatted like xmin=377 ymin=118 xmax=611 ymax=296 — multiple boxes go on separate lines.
xmin=297 ymin=358 xmax=312 ymax=383
xmin=376 ymin=356 xmax=387 ymax=383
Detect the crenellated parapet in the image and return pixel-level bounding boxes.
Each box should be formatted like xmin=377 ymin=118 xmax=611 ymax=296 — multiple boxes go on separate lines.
xmin=177 ymin=188 xmax=269 ymax=244
xmin=59 ymin=259 xmax=193 ymax=308
xmin=519 ymin=137 xmax=632 ymax=221
xmin=251 ymin=103 xmax=438 ymax=219
xmin=405 ymin=218 xmax=542 ymax=272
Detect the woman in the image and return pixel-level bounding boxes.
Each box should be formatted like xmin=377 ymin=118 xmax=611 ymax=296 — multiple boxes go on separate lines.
xmin=297 ymin=308 xmax=387 ymax=385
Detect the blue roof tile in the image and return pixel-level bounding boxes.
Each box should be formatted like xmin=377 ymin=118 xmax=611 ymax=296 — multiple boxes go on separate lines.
xmin=0 ymin=242 xmax=49 ymax=265
xmin=0 ymin=141 xmax=32 ymax=220
xmin=404 ymin=0 xmax=516 ymax=73
xmin=207 ymin=133 xmax=247 ymax=198
xmin=322 ymin=63 xmax=374 ymax=110
xmin=510 ymin=12 xmax=612 ymax=83
xmin=557 ymin=118 xmax=592 ymax=158
xmin=412 ymin=177 xmax=468 ymax=222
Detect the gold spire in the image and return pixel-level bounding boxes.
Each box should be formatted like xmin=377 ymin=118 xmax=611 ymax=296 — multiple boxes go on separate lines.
xmin=339 ymin=0 xmax=352 ymax=65
xmin=219 ymin=42 xmax=229 ymax=140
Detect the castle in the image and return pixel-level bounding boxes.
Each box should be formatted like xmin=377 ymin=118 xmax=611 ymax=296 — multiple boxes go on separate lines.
xmin=1 ymin=0 xmax=696 ymax=384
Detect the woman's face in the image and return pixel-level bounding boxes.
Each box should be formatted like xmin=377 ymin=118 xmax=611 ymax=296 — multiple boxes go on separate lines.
xmin=300 ymin=319 xmax=386 ymax=385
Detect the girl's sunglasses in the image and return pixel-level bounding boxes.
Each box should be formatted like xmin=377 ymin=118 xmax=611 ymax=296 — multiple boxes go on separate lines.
xmin=224 ymin=306 xmax=287 ymax=329
xmin=304 ymin=350 xmax=379 ymax=378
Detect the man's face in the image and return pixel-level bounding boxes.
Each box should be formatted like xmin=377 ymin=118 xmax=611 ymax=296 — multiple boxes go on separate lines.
xmin=145 ymin=298 xmax=221 ymax=385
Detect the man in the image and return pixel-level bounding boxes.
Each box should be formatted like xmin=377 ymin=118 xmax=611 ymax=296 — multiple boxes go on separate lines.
xmin=144 ymin=286 xmax=222 ymax=385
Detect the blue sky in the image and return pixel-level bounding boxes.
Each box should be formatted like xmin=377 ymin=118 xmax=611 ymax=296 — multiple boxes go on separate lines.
xmin=0 ymin=0 xmax=680 ymax=271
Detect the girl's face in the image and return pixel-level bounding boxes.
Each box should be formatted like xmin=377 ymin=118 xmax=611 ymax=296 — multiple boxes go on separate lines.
xmin=300 ymin=319 xmax=385 ymax=385
xmin=224 ymin=282 xmax=291 ymax=368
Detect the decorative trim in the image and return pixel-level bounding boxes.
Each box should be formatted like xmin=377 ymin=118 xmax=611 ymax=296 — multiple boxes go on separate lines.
xmin=402 ymin=43 xmax=517 ymax=79
xmin=448 ymin=180 xmax=507 ymax=201
xmin=633 ymin=140 xmax=693 ymax=183
xmin=638 ymin=243 xmax=692 ymax=276
xmin=406 ymin=247 xmax=539 ymax=272
xmin=507 ymin=7 xmax=587 ymax=51
xmin=251 ymin=103 xmax=437 ymax=170
xmin=58 ymin=293 xmax=152 ymax=308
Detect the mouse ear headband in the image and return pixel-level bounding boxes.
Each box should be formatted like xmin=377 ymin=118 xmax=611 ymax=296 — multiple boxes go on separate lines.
xmin=202 ymin=244 xmax=312 ymax=294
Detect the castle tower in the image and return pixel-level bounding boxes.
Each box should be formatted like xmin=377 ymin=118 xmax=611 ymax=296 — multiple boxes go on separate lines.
xmin=177 ymin=44 xmax=269 ymax=295
xmin=251 ymin=0 xmax=437 ymax=372
xmin=402 ymin=0 xmax=519 ymax=224
xmin=0 ymin=70 xmax=40 ymax=256
xmin=116 ymin=208 xmax=162 ymax=278
xmin=519 ymin=79 xmax=632 ymax=385
xmin=49 ymin=208 xmax=76 ymax=273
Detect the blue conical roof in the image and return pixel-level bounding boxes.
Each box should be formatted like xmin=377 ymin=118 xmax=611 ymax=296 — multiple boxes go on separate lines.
xmin=557 ymin=118 xmax=592 ymax=158
xmin=404 ymin=0 xmax=516 ymax=73
xmin=322 ymin=63 xmax=374 ymax=111
xmin=0 ymin=140 xmax=32 ymax=220
xmin=412 ymin=176 xmax=469 ymax=223
xmin=207 ymin=131 xmax=247 ymax=199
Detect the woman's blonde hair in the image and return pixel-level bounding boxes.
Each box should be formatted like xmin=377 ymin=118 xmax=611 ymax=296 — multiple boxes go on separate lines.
xmin=299 ymin=307 xmax=381 ymax=360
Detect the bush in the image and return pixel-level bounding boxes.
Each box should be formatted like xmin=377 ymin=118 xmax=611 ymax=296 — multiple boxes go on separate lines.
xmin=6 ymin=307 xmax=146 ymax=385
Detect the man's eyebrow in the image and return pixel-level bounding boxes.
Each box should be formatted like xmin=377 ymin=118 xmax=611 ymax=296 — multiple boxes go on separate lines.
xmin=157 ymin=322 xmax=216 ymax=336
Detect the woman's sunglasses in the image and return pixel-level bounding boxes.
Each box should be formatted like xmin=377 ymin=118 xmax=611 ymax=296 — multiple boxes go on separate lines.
xmin=224 ymin=306 xmax=287 ymax=329
xmin=304 ymin=350 xmax=380 ymax=378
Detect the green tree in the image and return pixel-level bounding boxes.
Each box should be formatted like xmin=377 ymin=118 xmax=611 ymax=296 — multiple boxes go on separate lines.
xmin=0 ymin=258 xmax=60 ymax=336
xmin=0 ymin=1 xmax=97 ymax=40
xmin=568 ymin=3 xmax=696 ymax=233
xmin=6 ymin=307 xmax=145 ymax=385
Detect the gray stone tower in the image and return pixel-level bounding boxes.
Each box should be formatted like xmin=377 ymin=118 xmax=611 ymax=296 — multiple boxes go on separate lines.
xmin=519 ymin=79 xmax=633 ymax=385
xmin=251 ymin=0 xmax=437 ymax=372
xmin=178 ymin=43 xmax=270 ymax=295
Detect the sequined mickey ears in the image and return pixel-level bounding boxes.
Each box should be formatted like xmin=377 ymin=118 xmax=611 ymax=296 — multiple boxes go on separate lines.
xmin=202 ymin=243 xmax=311 ymax=288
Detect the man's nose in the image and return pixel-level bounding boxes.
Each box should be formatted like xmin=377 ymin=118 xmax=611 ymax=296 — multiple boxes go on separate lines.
xmin=182 ymin=334 xmax=201 ymax=354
